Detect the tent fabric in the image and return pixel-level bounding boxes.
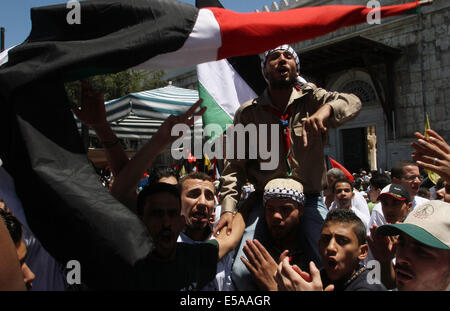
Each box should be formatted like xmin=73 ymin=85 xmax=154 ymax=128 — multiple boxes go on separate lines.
xmin=77 ymin=85 xmax=200 ymax=140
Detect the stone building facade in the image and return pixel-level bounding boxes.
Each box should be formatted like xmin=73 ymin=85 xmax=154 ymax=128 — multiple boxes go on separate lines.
xmin=165 ymin=0 xmax=449 ymax=173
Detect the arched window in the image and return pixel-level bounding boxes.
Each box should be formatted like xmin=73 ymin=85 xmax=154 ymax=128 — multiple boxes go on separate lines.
xmin=340 ymin=80 xmax=378 ymax=106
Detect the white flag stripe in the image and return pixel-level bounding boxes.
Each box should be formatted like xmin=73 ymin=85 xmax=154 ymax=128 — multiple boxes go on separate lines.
xmin=0 ymin=46 xmax=17 ymax=67
xmin=198 ymin=59 xmax=256 ymax=120
xmin=135 ymin=9 xmax=221 ymax=71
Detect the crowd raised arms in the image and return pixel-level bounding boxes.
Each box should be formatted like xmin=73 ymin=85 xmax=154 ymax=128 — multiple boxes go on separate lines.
xmin=0 ymin=44 xmax=449 ymax=292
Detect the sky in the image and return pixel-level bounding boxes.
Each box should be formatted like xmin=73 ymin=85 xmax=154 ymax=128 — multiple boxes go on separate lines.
xmin=0 ymin=0 xmax=274 ymax=50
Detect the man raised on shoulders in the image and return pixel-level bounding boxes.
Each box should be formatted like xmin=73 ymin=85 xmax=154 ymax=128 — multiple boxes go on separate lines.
xmin=216 ymin=44 xmax=362 ymax=290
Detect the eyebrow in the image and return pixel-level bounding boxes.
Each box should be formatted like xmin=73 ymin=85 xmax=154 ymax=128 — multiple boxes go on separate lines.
xmin=320 ymin=233 xmax=352 ymax=240
xmin=187 ymin=188 xmax=214 ymax=195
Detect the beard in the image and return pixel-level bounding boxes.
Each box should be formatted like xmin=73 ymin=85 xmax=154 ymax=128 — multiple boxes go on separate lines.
xmin=266 ymin=71 xmax=297 ymax=90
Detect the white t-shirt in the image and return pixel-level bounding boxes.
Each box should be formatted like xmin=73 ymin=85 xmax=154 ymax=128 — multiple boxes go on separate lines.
xmin=329 ymin=190 xmax=371 ymax=230
xmin=177 ymin=205 xmax=234 ymax=291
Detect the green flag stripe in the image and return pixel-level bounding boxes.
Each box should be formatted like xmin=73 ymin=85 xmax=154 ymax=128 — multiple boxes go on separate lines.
xmin=198 ymin=81 xmax=233 ymax=138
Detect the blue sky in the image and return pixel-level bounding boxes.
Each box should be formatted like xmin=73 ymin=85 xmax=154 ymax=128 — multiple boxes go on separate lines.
xmin=0 ymin=0 xmax=273 ymax=49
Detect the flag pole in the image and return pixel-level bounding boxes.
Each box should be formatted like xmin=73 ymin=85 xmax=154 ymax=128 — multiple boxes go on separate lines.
xmin=0 ymin=27 xmax=4 ymax=52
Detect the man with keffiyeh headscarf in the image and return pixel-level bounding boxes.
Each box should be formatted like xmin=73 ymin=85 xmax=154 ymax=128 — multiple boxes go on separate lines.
xmin=215 ymin=44 xmax=362 ymax=290
xmin=238 ymin=178 xmax=310 ymax=290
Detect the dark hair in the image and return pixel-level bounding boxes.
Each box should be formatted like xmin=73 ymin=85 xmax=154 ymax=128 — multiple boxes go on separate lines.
xmin=332 ymin=178 xmax=353 ymax=193
xmin=324 ymin=209 xmax=366 ymax=245
xmin=417 ymin=187 xmax=430 ymax=199
xmin=178 ymin=172 xmax=213 ymax=193
xmin=148 ymin=167 xmax=178 ymax=186
xmin=0 ymin=208 xmax=22 ymax=245
xmin=391 ymin=160 xmax=418 ymax=179
xmin=369 ymin=172 xmax=391 ymax=190
xmin=136 ymin=183 xmax=181 ymax=217
xmin=327 ymin=168 xmax=346 ymax=179
xmin=435 ymin=178 xmax=445 ymax=191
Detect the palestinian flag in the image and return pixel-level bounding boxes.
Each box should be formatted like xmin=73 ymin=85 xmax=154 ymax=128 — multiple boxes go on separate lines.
xmin=0 ymin=0 xmax=423 ymax=92
xmin=196 ymin=0 xmax=266 ymax=139
xmin=0 ymin=0 xmax=423 ymax=289
xmin=194 ymin=0 xmax=421 ymax=138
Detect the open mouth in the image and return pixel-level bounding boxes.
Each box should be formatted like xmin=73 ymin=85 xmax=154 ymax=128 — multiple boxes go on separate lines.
xmin=191 ymin=211 xmax=208 ymax=222
xmin=277 ymin=66 xmax=289 ymax=76
xmin=326 ymin=257 xmax=338 ymax=271
xmin=157 ymin=230 xmax=173 ymax=246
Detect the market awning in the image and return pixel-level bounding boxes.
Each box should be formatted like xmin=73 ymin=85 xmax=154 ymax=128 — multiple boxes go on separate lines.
xmin=77 ymin=84 xmax=200 ymax=140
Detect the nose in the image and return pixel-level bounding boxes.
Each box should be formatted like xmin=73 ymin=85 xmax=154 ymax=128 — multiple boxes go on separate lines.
xmin=198 ymin=192 xmax=208 ymax=205
xmin=271 ymin=210 xmax=283 ymax=221
xmin=411 ymin=176 xmax=421 ymax=183
xmin=22 ymin=263 xmax=35 ymax=290
xmin=336 ymin=190 xmax=345 ymax=198
xmin=161 ymin=211 xmax=172 ymax=227
xmin=326 ymin=237 xmax=337 ymax=254
xmin=278 ymin=54 xmax=288 ymax=63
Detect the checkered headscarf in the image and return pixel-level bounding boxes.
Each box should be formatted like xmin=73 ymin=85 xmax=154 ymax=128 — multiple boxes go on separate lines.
xmin=261 ymin=44 xmax=307 ymax=86
xmin=261 ymin=44 xmax=300 ymax=74
xmin=263 ymin=178 xmax=305 ymax=206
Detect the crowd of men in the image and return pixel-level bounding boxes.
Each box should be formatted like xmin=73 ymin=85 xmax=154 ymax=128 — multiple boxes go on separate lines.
xmin=0 ymin=45 xmax=449 ymax=291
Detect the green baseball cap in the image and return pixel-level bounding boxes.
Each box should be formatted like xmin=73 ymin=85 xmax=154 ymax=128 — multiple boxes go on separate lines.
xmin=376 ymin=200 xmax=450 ymax=250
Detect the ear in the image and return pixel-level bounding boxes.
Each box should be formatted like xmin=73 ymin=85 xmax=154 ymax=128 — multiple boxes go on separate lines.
xmin=176 ymin=214 xmax=186 ymax=232
xmin=358 ymin=244 xmax=369 ymax=261
xmin=262 ymin=66 xmax=268 ymax=79
xmin=392 ymin=177 xmax=400 ymax=184
xmin=298 ymin=203 xmax=305 ymax=217
xmin=406 ymin=202 xmax=413 ymax=213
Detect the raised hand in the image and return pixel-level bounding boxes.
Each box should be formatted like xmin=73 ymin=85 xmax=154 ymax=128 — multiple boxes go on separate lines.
xmin=367 ymin=224 xmax=396 ymax=263
xmin=276 ymin=258 xmax=334 ymax=291
xmin=72 ymin=81 xmax=108 ymax=129
xmin=411 ymin=129 xmax=450 ymax=183
xmin=301 ymin=104 xmax=331 ymax=147
xmin=152 ymin=98 xmax=205 ymax=146
xmin=241 ymin=239 xmax=278 ymax=291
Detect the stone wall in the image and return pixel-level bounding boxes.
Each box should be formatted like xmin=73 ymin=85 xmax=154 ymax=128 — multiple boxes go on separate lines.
xmin=260 ymin=0 xmax=449 ymax=142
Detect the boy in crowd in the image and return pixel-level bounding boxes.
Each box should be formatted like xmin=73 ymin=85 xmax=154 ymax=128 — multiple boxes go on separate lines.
xmin=365 ymin=183 xmax=413 ymax=276
xmin=367 ymin=172 xmax=391 ymax=213
xmin=276 ymin=209 xmax=386 ymax=291
xmin=326 ymin=169 xmax=370 ymax=221
xmin=329 ymin=178 xmax=370 ymax=230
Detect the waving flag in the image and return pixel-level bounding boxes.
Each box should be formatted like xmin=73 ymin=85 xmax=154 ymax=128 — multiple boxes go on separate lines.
xmin=0 ymin=0 xmax=423 ymax=92
xmin=326 ymin=155 xmax=355 ymax=182
xmin=0 ymin=0 xmax=424 ymax=289
xmin=196 ymin=0 xmax=267 ymax=138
